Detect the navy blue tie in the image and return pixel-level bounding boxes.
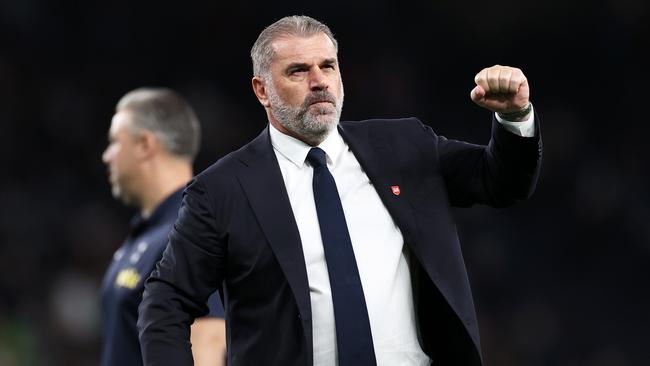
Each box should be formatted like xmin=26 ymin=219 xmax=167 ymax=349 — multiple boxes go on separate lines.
xmin=306 ymin=147 xmax=377 ymax=366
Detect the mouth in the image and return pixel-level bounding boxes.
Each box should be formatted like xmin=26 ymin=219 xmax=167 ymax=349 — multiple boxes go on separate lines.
xmin=309 ymin=100 xmax=334 ymax=106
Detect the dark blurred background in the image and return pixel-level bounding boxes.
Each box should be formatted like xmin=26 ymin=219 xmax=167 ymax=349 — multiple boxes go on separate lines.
xmin=1 ymin=0 xmax=648 ymax=365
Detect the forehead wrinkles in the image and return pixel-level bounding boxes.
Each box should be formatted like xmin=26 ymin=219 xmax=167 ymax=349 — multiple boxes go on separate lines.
xmin=270 ymin=34 xmax=337 ymax=66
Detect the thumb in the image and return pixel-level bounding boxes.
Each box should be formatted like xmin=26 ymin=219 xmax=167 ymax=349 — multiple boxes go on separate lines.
xmin=470 ymin=85 xmax=485 ymax=104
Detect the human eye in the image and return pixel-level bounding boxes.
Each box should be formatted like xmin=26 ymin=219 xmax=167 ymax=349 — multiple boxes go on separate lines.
xmin=287 ymin=65 xmax=308 ymax=76
xmin=320 ymin=62 xmax=338 ymax=73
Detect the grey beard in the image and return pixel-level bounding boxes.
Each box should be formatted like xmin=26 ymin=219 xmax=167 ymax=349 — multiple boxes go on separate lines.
xmin=267 ymin=86 xmax=344 ymax=145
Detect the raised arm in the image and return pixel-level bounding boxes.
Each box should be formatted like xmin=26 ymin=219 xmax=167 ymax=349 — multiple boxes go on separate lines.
xmin=436 ymin=65 xmax=541 ymax=207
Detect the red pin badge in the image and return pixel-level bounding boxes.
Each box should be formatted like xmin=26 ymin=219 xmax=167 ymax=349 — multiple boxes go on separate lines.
xmin=391 ymin=185 xmax=401 ymax=196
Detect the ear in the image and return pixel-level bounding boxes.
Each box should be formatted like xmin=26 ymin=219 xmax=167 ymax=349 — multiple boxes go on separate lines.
xmin=252 ymin=76 xmax=271 ymax=108
xmin=134 ymin=130 xmax=160 ymax=160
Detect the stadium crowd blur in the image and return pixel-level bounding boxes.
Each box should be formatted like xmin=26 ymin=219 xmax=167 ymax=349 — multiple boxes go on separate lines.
xmin=1 ymin=1 xmax=648 ymax=365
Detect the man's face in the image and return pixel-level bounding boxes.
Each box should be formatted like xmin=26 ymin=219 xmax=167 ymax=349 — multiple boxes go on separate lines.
xmin=265 ymin=32 xmax=344 ymax=144
xmin=102 ymin=110 xmax=142 ymax=206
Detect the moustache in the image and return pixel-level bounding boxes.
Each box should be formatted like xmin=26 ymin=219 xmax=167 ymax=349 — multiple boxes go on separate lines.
xmin=303 ymin=91 xmax=337 ymax=108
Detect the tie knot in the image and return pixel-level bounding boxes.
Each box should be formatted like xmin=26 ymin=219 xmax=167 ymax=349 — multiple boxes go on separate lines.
xmin=306 ymin=147 xmax=327 ymax=168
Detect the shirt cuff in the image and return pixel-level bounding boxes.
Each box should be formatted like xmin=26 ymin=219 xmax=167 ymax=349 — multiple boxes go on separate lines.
xmin=495 ymin=104 xmax=535 ymax=137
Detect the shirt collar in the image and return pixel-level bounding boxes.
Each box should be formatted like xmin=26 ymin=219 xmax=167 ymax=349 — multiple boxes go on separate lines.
xmin=269 ymin=123 xmax=345 ymax=168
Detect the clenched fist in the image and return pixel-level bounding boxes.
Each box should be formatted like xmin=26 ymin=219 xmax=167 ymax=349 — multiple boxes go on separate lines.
xmin=471 ymin=65 xmax=530 ymax=120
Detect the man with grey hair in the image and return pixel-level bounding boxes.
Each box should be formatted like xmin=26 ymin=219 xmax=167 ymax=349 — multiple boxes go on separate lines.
xmin=101 ymin=87 xmax=226 ymax=366
xmin=139 ymin=15 xmax=541 ymax=366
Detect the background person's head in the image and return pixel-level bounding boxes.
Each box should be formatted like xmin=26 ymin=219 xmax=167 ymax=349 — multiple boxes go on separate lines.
xmin=102 ymin=87 xmax=201 ymax=211
xmin=251 ymin=15 xmax=344 ymax=146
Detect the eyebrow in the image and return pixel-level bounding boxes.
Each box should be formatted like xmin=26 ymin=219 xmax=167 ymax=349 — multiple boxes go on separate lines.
xmin=285 ymin=58 xmax=338 ymax=72
xmin=285 ymin=62 xmax=309 ymax=72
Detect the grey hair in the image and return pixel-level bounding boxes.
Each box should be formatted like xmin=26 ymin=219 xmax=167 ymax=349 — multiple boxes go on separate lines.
xmin=116 ymin=87 xmax=201 ymax=163
xmin=250 ymin=15 xmax=338 ymax=78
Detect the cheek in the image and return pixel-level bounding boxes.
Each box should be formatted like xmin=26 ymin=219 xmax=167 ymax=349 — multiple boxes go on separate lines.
xmin=109 ymin=146 xmax=130 ymax=169
xmin=276 ymin=84 xmax=306 ymax=106
xmin=333 ymin=78 xmax=344 ymax=97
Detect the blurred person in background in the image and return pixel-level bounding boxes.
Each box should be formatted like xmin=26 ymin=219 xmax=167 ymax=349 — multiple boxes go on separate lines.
xmin=138 ymin=15 xmax=541 ymax=366
xmin=101 ymin=87 xmax=226 ymax=366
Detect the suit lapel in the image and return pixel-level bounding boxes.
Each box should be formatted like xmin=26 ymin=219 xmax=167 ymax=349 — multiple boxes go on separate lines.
xmin=235 ymin=127 xmax=312 ymax=334
xmin=339 ymin=123 xmax=418 ymax=243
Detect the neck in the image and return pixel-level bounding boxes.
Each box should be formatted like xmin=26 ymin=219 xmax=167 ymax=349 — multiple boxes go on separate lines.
xmin=138 ymin=157 xmax=193 ymax=218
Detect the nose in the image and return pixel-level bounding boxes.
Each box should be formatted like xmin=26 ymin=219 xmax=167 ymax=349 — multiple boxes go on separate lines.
xmin=102 ymin=146 xmax=111 ymax=164
xmin=308 ymin=68 xmax=329 ymax=92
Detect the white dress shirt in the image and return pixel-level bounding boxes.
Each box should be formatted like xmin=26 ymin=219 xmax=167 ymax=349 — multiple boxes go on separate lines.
xmin=268 ymin=113 xmax=534 ymax=366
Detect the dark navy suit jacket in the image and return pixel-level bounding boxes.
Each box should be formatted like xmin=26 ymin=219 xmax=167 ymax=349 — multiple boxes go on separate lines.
xmin=138 ymin=116 xmax=542 ymax=366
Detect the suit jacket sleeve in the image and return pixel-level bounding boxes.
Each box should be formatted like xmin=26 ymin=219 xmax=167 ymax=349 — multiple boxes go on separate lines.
xmin=138 ymin=177 xmax=227 ymax=366
xmin=430 ymin=113 xmax=542 ymax=208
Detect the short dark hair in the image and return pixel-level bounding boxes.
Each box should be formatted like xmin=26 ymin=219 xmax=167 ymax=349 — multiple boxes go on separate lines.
xmin=116 ymin=87 xmax=201 ymax=162
xmin=251 ymin=15 xmax=338 ymax=78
